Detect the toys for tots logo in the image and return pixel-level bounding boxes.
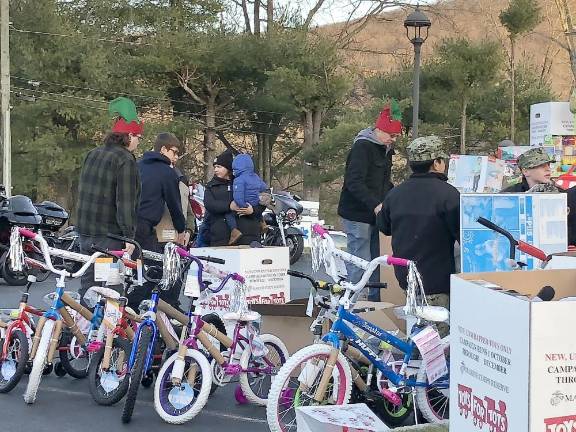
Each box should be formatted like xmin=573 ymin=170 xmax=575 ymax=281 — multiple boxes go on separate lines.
xmin=458 ymin=384 xmax=508 ymax=432
xmin=544 ymin=415 xmax=576 ymax=431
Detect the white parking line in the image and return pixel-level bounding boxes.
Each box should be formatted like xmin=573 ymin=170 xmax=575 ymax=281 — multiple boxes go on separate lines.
xmin=39 ymin=385 xmax=267 ymax=424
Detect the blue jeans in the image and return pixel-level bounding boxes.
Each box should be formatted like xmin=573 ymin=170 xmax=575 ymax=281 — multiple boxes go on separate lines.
xmin=341 ymin=218 xmax=381 ymax=301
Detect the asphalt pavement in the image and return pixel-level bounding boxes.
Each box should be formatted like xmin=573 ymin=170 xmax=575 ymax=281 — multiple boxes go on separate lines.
xmin=0 ymin=252 xmax=329 ymax=432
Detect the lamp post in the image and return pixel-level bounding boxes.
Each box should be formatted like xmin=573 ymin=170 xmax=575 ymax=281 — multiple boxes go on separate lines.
xmin=404 ymin=6 xmax=431 ymax=139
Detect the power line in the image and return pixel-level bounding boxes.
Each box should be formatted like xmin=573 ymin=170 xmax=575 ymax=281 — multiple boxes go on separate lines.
xmin=11 ymin=85 xmax=291 ymax=128
xmin=10 ymin=75 xmax=294 ymax=117
xmin=11 ymin=88 xmax=295 ymax=139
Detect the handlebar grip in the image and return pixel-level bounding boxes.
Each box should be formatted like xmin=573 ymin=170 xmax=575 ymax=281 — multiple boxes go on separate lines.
xmin=91 ymin=246 xmax=137 ymax=269
xmin=517 ymin=240 xmax=549 ymax=262
xmin=231 ymin=273 xmax=245 ymax=284
xmin=312 ymin=224 xmax=329 ymax=237
xmin=365 ymin=282 xmax=388 ymax=289
xmin=18 ymin=228 xmax=37 ymax=240
xmin=287 ymin=270 xmax=308 ymax=279
xmin=196 ymin=255 xmax=225 ymax=265
xmin=386 ymin=257 xmax=409 ymax=267
xmin=108 ymin=250 xmax=124 ymax=258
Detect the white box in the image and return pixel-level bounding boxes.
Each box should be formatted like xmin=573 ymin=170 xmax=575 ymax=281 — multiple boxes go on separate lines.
xmin=530 ymin=102 xmax=575 ymax=147
xmin=460 ymin=193 xmax=568 ymax=272
xmin=448 ymin=155 xmax=505 ymax=193
xmin=296 ymin=404 xmax=390 ymax=431
xmin=451 ymin=270 xmax=576 ymax=432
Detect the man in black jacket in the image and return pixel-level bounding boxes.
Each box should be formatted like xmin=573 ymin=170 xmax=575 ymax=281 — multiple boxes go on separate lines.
xmin=378 ymin=136 xmax=459 ymax=336
xmin=338 ymin=105 xmax=401 ymax=301
xmin=136 ymin=132 xmax=186 ymax=252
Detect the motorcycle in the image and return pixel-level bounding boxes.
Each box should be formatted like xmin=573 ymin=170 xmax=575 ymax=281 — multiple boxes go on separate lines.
xmin=261 ymin=190 xmax=305 ymax=265
xmin=0 ymin=189 xmax=46 ymax=285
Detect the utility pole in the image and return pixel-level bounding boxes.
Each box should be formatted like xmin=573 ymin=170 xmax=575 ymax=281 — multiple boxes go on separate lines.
xmin=1 ymin=0 xmax=11 ymax=197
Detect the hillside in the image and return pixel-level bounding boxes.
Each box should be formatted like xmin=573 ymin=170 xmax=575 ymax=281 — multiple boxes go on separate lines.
xmin=323 ymin=0 xmax=573 ymax=97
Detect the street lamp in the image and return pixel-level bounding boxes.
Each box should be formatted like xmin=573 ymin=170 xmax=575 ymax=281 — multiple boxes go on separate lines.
xmin=404 ymin=6 xmax=431 ymax=139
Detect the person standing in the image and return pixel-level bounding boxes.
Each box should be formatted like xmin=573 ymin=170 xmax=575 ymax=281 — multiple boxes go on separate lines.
xmin=337 ymin=103 xmax=402 ymax=301
xmin=135 ymin=132 xmax=187 ymax=252
xmin=501 ymin=147 xmax=559 ymax=192
xmin=377 ymin=136 xmax=459 ymax=337
xmin=76 ymin=97 xmax=143 ymax=301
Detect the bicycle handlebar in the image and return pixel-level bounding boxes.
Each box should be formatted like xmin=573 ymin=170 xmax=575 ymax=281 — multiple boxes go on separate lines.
xmin=476 ymin=217 xmax=549 ymax=263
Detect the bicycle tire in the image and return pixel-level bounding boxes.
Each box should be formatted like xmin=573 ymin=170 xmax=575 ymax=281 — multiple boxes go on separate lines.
xmin=266 ymin=343 xmax=352 ymax=432
xmin=23 ymin=319 xmax=54 ymax=404
xmin=153 ymin=348 xmax=212 ymax=424
xmin=0 ymin=329 xmax=29 ymax=393
xmin=239 ymin=333 xmax=288 ymax=406
xmin=415 ymin=339 xmax=450 ymax=423
xmin=88 ymin=337 xmax=131 ymax=406
xmin=59 ymin=330 xmax=89 ymax=379
xmin=122 ymin=325 xmax=153 ymax=423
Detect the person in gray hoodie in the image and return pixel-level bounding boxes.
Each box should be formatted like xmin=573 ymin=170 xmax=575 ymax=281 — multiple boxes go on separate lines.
xmin=337 ymin=105 xmax=402 ymax=301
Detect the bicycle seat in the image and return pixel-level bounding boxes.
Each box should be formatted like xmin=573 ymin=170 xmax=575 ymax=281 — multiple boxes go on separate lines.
xmin=124 ymin=306 xmax=139 ymax=317
xmin=223 ymin=310 xmax=261 ymax=322
xmin=85 ymin=286 xmax=121 ymax=301
xmin=413 ymin=306 xmax=449 ymax=323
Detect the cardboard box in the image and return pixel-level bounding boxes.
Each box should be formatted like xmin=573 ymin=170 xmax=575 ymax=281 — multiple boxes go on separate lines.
xmin=460 ymin=193 xmax=568 ymax=272
xmin=447 ymin=155 xmax=505 ymax=193
xmin=254 ymin=300 xmax=401 ymax=354
xmin=530 ymin=102 xmax=575 ymax=147
xmin=296 ymin=403 xmax=390 ymax=431
xmin=450 ymin=269 xmax=576 ymax=432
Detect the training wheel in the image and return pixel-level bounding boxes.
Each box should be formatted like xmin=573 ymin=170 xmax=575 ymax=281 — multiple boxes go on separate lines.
xmin=234 ymin=385 xmax=249 ymax=405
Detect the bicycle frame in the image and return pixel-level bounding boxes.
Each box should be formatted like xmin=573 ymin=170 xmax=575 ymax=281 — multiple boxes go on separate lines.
xmin=128 ymin=289 xmax=160 ymax=374
xmin=1 ymin=293 xmax=43 ymax=360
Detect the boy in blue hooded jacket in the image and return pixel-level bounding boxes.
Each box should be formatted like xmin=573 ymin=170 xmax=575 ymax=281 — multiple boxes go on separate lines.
xmin=227 ymin=154 xmax=268 ymax=244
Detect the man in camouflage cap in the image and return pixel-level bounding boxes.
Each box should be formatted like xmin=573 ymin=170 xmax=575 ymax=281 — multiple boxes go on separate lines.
xmin=502 ymin=147 xmax=557 ymax=192
xmin=378 ymin=136 xmax=458 ymax=336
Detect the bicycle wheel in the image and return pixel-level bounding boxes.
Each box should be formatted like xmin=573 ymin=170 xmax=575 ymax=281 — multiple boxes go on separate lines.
xmin=154 ymin=348 xmax=212 ymax=424
xmin=0 ymin=329 xmax=29 ymax=393
xmin=122 ymin=325 xmax=153 ymax=423
xmin=415 ymin=341 xmax=450 ymax=423
xmin=88 ymin=337 xmax=131 ymax=406
xmin=24 ymin=319 xmax=55 ymax=404
xmin=59 ymin=329 xmax=90 ymax=379
xmin=239 ymin=333 xmax=288 ymax=406
xmin=266 ymin=344 xmax=352 ymax=432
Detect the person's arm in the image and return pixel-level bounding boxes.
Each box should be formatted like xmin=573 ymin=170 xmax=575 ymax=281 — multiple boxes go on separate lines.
xmin=233 ymin=178 xmax=247 ymax=208
xmin=344 ymin=143 xmax=381 ymax=212
xmin=162 ymin=173 xmax=186 ymax=233
xmin=444 ymin=189 xmax=461 ymax=243
xmin=204 ymin=184 xmax=232 ymax=214
xmin=377 ymin=197 xmax=392 ymax=236
xmin=115 ymin=158 xmax=140 ymax=239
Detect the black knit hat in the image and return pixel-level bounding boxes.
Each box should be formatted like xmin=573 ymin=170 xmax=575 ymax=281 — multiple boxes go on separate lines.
xmin=213 ymin=149 xmax=233 ymax=172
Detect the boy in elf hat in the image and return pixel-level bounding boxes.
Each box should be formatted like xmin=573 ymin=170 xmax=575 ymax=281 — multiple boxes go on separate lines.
xmin=337 ymin=101 xmax=402 ymax=301
xmin=76 ymin=97 xmax=143 ymax=303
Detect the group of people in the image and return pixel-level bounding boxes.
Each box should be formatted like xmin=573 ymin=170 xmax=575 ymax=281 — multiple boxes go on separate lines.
xmin=74 ymin=97 xmax=268 ymax=308
xmin=338 ymin=103 xmax=576 ymax=334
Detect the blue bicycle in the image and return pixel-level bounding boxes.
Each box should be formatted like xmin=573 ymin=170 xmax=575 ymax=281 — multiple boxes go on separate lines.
xmin=266 ymin=225 xmax=450 ymax=432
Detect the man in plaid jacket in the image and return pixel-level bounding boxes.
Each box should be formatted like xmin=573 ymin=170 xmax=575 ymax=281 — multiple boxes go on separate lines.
xmin=75 ymin=97 xmax=143 ymax=301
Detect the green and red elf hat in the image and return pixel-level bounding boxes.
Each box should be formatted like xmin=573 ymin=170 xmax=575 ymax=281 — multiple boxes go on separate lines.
xmin=109 ymin=97 xmax=144 ymax=135
xmin=375 ymin=99 xmax=402 ymax=134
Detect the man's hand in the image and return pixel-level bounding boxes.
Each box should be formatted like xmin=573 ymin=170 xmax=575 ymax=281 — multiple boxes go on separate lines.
xmin=236 ymin=204 xmax=254 ymax=216
xmin=374 ymin=203 xmax=383 ymax=215
xmin=124 ymin=242 xmax=136 ymax=257
xmin=230 ymin=201 xmax=239 ymax=211
xmin=176 ymin=232 xmax=188 ymax=246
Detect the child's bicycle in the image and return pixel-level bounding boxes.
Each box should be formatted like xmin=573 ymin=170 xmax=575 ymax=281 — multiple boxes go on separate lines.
xmin=266 ymin=224 xmax=450 ymax=432
xmin=9 ymin=227 xmax=114 ymax=404
xmin=152 ymin=243 xmax=289 ymax=424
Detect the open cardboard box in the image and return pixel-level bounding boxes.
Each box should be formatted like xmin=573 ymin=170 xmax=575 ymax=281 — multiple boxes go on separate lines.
xmin=254 ymin=300 xmax=403 ymax=355
xmin=450 ymin=269 xmax=576 ymax=432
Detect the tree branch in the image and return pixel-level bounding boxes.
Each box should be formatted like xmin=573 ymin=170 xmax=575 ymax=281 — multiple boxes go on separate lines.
xmin=216 ymin=131 xmax=241 ymax=154
xmin=303 ymin=0 xmax=326 ymax=29
xmin=176 ymin=69 xmax=206 ymax=105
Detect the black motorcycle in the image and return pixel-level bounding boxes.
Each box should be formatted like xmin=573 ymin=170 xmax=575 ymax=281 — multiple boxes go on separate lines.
xmin=261 ymin=191 xmax=305 ymax=265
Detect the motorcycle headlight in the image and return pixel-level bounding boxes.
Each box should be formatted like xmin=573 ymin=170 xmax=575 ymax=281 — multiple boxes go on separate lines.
xmin=286 ymin=208 xmax=298 ymax=222
xmin=138 ymin=299 xmax=155 ymax=314
xmin=45 ymin=217 xmax=64 ymax=226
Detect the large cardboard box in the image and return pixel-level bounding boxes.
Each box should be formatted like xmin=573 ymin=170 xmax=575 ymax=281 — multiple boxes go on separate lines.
xmin=254 ymin=300 xmax=402 ymax=354
xmin=451 ymin=269 xmax=576 ymax=432
xmin=460 ymin=193 xmax=568 ymax=272
xmin=530 ymin=102 xmax=575 ymax=147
